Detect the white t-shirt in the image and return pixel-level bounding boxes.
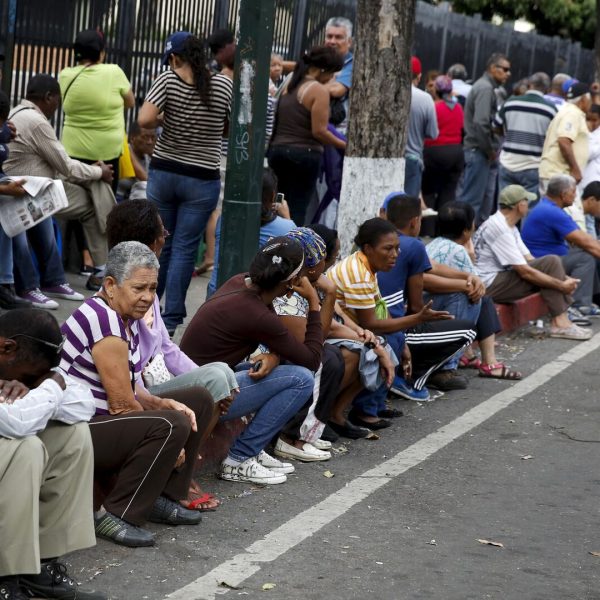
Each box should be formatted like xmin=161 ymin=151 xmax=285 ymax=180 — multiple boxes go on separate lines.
xmin=472 ymin=211 xmax=529 ymax=287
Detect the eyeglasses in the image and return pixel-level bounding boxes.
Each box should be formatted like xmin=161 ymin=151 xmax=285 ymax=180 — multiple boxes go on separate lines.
xmin=495 ymin=65 xmax=511 ymax=73
xmin=9 ymin=333 xmax=66 ymax=355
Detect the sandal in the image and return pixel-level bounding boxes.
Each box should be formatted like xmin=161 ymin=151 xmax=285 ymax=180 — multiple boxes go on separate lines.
xmin=180 ymin=481 xmax=220 ymax=512
xmin=478 ymin=363 xmax=522 ymax=380
xmin=459 ymin=354 xmax=482 ymax=369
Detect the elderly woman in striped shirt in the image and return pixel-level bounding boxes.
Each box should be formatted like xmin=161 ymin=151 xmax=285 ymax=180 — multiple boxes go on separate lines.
xmin=59 ymin=242 xmax=214 ymax=548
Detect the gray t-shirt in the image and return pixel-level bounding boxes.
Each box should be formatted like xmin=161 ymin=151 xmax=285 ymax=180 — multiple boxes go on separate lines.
xmin=406 ymin=86 xmax=439 ymax=159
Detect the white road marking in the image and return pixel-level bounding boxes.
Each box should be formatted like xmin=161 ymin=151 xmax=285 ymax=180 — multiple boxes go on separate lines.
xmin=166 ymin=334 xmax=600 ymax=599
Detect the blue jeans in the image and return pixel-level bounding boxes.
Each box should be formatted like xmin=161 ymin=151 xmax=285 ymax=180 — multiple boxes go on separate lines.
xmin=222 ymin=365 xmax=314 ymax=461
xmin=0 ymin=229 xmax=13 ymax=284
xmin=498 ymin=165 xmax=539 ymax=199
xmin=147 ymin=168 xmax=220 ymax=331
xmin=429 ymin=292 xmax=481 ymax=370
xmin=13 ymin=218 xmax=64 ymax=293
xmin=460 ymin=148 xmax=491 ymax=223
xmin=404 ymin=156 xmax=424 ymax=197
xmin=353 ymin=330 xmax=405 ymax=417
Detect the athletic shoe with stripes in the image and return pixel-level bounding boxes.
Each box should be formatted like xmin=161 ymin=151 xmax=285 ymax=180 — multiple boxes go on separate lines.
xmin=94 ymin=511 xmax=155 ymax=547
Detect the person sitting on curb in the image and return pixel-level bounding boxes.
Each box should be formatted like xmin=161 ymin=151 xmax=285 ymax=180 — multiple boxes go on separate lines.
xmin=181 ymin=237 xmax=321 ymax=485
xmin=327 ymin=218 xmax=462 ymax=425
xmin=5 ymin=74 xmax=115 ymax=299
xmin=0 ymin=309 xmax=106 ymax=600
xmin=522 ymin=175 xmax=600 ymax=319
xmin=473 ymin=184 xmax=588 ymax=341
xmin=426 ymin=201 xmax=521 ymax=380
xmin=106 ymin=198 xmax=239 ymax=511
xmin=376 ymin=195 xmax=478 ymax=398
xmin=61 ymin=242 xmax=214 ymax=547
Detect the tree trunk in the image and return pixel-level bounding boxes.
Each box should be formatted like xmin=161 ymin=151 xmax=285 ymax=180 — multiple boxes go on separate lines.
xmin=337 ymin=0 xmax=417 ymax=253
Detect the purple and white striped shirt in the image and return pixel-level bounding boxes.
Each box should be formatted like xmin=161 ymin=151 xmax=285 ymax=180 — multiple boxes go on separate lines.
xmin=60 ymin=296 xmax=141 ymax=416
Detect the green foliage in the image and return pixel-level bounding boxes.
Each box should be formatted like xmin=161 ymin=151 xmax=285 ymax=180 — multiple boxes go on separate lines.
xmin=448 ymin=0 xmax=596 ymax=48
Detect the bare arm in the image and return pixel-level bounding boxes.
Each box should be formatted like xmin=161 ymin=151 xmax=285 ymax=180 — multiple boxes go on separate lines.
xmin=558 ymin=137 xmax=582 ymax=182
xmin=325 ymin=80 xmax=348 ymax=99
xmin=512 ymin=263 xmax=577 ymax=294
xmin=565 ymin=229 xmax=600 ymax=259
xmin=91 ymin=337 xmax=143 ymax=414
xmin=122 ymin=88 xmax=135 ymax=109
xmin=352 ymin=301 xmax=451 ymax=335
xmin=138 ymin=101 xmax=161 ymax=129
xmin=305 ymin=85 xmax=346 ymax=150
xmin=406 ymin=273 xmax=425 ymax=314
xmin=129 ymin=145 xmax=148 ymax=181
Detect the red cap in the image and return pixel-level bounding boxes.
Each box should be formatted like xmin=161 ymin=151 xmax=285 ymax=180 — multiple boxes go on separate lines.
xmin=411 ymin=56 xmax=422 ymax=76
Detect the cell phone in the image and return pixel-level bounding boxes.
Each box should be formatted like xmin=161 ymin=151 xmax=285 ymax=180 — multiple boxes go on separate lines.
xmin=251 ymin=360 xmax=263 ymax=373
xmin=275 ymin=193 xmax=285 ymax=204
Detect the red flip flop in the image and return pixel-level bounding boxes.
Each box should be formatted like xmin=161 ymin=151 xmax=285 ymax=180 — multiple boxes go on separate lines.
xmin=182 ymin=492 xmax=220 ymax=512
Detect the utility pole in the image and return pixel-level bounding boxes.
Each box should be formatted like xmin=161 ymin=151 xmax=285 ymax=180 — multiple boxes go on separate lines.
xmin=337 ymin=0 xmax=417 ymax=253
xmin=217 ymin=0 xmax=276 ymax=286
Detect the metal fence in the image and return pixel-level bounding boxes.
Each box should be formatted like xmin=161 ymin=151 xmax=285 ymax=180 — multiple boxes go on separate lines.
xmin=414 ymin=2 xmax=594 ymax=85
xmin=0 ymin=0 xmax=355 ymax=132
xmin=0 ymin=0 xmax=594 ymax=129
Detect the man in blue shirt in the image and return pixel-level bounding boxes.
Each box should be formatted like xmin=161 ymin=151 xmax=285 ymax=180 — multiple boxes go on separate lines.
xmin=522 ymin=174 xmax=600 ymax=316
xmin=379 ymin=194 xmax=476 ymax=393
xmin=324 ymin=17 xmax=353 ymax=135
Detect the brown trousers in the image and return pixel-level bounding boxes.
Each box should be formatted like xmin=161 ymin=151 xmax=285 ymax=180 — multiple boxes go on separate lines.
xmin=89 ymin=387 xmax=213 ymax=526
xmin=486 ymin=255 xmax=571 ymax=317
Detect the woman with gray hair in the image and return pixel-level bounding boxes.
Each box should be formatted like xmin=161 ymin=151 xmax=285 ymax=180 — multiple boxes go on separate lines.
xmin=60 ymin=241 xmax=214 ymax=548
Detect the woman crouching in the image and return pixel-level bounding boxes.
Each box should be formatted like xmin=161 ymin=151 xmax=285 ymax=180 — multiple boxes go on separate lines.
xmin=60 ymin=242 xmax=213 ymax=547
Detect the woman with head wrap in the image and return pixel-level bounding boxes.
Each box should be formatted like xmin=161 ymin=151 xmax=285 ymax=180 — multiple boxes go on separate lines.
xmin=421 ymin=74 xmax=465 ymax=236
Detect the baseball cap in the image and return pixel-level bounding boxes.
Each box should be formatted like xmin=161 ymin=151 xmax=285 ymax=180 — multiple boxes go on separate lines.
xmin=566 ymin=81 xmax=590 ymax=100
xmin=162 ymin=31 xmax=192 ymax=65
xmin=382 ymin=191 xmax=406 ymax=211
xmin=499 ymin=185 xmax=536 ymax=207
xmin=411 ymin=56 xmax=422 ymax=76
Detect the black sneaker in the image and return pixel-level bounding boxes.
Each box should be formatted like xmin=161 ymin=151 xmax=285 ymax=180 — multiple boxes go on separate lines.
xmin=327 ymin=419 xmax=371 ymax=439
xmin=85 ymin=275 xmax=102 ymax=292
xmin=0 ymin=576 xmax=28 ymax=600
xmin=320 ymin=423 xmax=340 ymax=443
xmin=427 ymin=369 xmax=468 ymax=391
xmin=0 ymin=285 xmax=32 ymax=310
xmin=94 ymin=511 xmax=155 ymax=547
xmin=148 ymin=496 xmax=202 ymax=525
xmin=20 ymin=561 xmax=106 ymax=599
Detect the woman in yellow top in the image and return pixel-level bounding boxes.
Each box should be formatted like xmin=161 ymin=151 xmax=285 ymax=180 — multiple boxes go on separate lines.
xmin=59 ymin=29 xmax=135 ymax=193
xmin=327 ymin=217 xmax=449 ymax=421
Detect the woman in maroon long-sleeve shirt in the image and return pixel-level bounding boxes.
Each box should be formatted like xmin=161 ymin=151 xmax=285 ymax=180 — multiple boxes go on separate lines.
xmin=181 ymin=237 xmax=324 ymax=485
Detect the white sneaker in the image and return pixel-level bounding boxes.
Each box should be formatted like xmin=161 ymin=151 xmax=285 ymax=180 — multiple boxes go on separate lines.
xmin=256 ymin=450 xmax=295 ymax=474
xmin=220 ymin=457 xmax=287 ymax=484
xmin=311 ymin=438 xmax=332 ymax=451
xmin=274 ymin=438 xmax=331 ymax=462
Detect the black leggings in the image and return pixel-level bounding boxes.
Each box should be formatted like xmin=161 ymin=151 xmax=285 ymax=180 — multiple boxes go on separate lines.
xmin=268 ymin=145 xmax=322 ymax=225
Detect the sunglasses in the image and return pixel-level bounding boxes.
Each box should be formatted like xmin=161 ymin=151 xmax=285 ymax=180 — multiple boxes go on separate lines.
xmin=495 ymin=65 xmax=511 ymax=73
xmin=9 ymin=334 xmax=66 ymax=355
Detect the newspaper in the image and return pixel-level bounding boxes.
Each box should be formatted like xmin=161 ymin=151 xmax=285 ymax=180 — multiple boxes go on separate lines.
xmin=0 ymin=176 xmax=68 ymax=237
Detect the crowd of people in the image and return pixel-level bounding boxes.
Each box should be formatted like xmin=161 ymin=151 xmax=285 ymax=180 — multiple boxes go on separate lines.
xmin=2 ymin=16 xmax=600 ymax=600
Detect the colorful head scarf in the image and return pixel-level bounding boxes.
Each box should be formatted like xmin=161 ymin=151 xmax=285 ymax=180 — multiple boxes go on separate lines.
xmin=285 ymin=227 xmax=326 ymax=268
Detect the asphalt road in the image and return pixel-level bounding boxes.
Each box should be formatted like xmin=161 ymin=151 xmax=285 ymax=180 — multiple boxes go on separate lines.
xmin=50 ymin=273 xmax=600 ymax=600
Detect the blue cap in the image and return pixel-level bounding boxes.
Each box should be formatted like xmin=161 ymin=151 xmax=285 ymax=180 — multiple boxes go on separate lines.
xmin=381 ymin=191 xmax=405 ymax=210
xmin=162 ymin=31 xmax=193 ymax=65
xmin=562 ymin=77 xmax=578 ymax=94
